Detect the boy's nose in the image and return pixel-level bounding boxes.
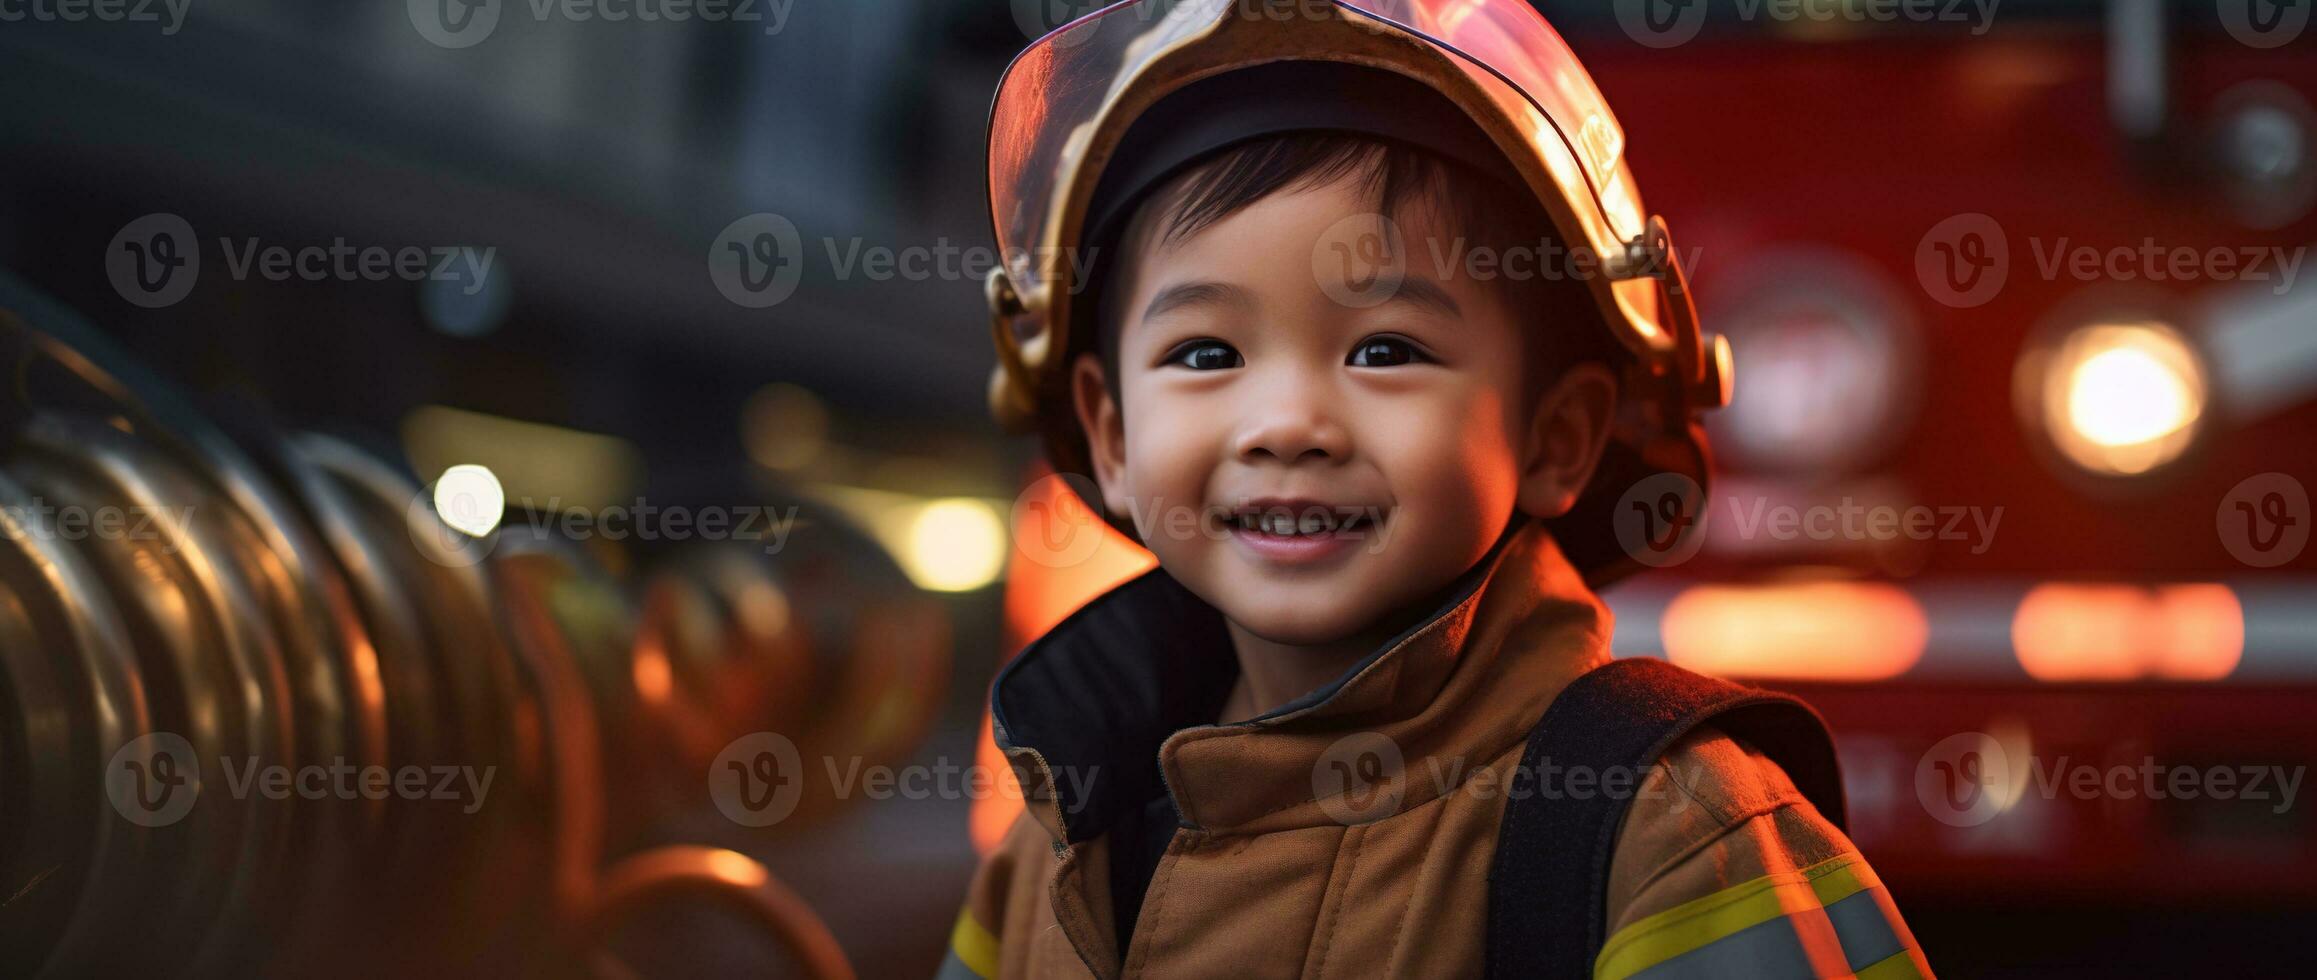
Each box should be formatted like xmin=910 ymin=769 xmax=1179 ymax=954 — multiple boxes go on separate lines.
xmin=1232 ymin=394 xmax=1350 ymax=465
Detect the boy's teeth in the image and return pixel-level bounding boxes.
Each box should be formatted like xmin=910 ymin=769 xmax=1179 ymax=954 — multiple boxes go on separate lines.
xmin=1235 ymin=509 xmax=1357 ymax=536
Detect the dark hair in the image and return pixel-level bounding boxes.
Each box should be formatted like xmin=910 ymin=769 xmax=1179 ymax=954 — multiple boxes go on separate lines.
xmin=1087 ymin=131 xmax=1621 ymax=404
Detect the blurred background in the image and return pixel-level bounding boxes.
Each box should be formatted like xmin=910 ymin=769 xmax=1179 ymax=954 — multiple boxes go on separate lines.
xmin=1 ymin=0 xmax=2313 ymax=977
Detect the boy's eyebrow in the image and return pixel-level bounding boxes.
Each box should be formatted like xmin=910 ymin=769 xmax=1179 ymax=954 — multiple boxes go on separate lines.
xmin=1370 ymin=275 xmax=1463 ymax=319
xmin=1141 ymin=280 xmax=1255 ymax=321
xmin=1142 ymin=276 xmax=1464 ymax=321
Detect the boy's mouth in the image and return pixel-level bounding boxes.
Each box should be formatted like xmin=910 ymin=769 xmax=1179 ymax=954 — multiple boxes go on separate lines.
xmin=1215 ymin=498 xmax=1383 ymax=567
xmin=1217 ymin=499 xmax=1381 ymax=538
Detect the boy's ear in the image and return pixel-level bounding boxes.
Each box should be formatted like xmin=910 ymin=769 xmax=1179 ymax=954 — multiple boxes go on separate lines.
xmin=1069 ymin=352 xmax=1133 ymax=521
xmin=1516 ymin=362 xmax=1619 ymax=519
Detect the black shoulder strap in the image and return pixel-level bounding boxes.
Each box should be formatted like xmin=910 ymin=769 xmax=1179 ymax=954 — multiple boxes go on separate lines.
xmin=1484 ymin=657 xmax=1846 ymax=980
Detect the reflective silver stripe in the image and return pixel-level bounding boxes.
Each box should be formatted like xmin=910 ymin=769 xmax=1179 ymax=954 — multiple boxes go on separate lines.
xmin=1824 ymin=886 xmax=1908 ymax=971
xmin=1627 ymin=914 xmax=1817 ymax=980
xmin=1626 ymin=885 xmax=1916 ymax=980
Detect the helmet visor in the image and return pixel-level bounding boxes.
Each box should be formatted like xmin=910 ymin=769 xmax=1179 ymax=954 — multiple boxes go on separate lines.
xmin=987 ymin=0 xmax=1657 ymax=347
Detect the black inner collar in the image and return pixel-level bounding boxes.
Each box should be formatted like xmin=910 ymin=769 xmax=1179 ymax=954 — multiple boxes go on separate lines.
xmin=994 ymin=566 xmax=1237 ymax=843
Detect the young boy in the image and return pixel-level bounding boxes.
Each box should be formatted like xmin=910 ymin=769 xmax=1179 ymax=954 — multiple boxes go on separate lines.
xmin=947 ymin=2 xmax=1930 ymax=977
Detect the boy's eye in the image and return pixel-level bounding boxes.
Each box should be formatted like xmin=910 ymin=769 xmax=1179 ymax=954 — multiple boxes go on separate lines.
xmin=1348 ymin=335 xmax=1430 ymax=368
xmin=1163 ymin=340 xmax=1243 ymax=371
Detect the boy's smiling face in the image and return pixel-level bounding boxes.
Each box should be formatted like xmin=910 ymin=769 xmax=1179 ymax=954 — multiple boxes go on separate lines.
xmin=1070 ymin=166 xmax=1618 ymax=650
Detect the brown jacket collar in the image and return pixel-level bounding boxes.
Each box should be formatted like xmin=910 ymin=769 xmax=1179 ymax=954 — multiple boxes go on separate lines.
xmin=992 ymin=517 xmax=1613 ymax=843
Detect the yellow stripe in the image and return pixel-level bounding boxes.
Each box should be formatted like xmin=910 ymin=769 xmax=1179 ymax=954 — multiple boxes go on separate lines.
xmin=949 ymin=907 xmax=1000 ymax=978
xmin=1594 ymin=853 xmax=1871 ymax=980
xmin=1854 ymin=946 xmax=1933 ymax=980
xmin=1803 ymin=852 xmax=1880 ymax=908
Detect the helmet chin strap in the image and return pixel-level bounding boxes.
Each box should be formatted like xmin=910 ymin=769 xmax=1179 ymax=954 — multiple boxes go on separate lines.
xmin=986 ymin=265 xmax=1042 ymax=431
xmin=1605 ymin=215 xmax=1731 ymax=412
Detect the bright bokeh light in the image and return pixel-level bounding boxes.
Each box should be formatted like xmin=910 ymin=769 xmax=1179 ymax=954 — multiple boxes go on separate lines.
xmin=2011 ymin=584 xmax=2146 ymax=681
xmin=2068 ymin=347 xmax=2195 ymax=446
xmin=2037 ymin=321 xmax=2206 ymax=475
xmin=703 ymin=847 xmax=769 ymax=888
xmin=432 ymin=463 xmax=505 ymax=537
xmin=902 ymin=498 xmax=1008 ymax=592
xmin=2150 ymin=584 xmax=2246 ymax=681
xmin=1661 ymin=581 xmax=1928 ymax=681
xmin=632 ymin=642 xmax=674 ymax=706
xmin=2012 ymin=583 xmax=2243 ymax=682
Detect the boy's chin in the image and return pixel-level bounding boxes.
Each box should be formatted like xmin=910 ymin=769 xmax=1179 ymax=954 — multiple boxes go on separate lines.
xmin=1213 ymin=592 xmax=1393 ymax=649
